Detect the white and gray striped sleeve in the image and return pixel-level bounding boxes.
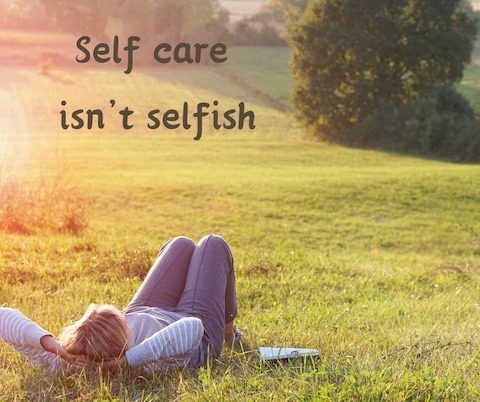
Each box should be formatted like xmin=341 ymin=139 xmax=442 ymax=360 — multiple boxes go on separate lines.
xmin=125 ymin=317 xmax=204 ymax=369
xmin=0 ymin=307 xmax=59 ymax=370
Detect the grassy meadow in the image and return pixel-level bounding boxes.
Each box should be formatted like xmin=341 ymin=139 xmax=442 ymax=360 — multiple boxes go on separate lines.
xmin=1 ymin=31 xmax=480 ymax=401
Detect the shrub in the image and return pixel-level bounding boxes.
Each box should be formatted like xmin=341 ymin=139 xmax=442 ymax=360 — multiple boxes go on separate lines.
xmin=350 ymin=100 xmax=405 ymax=148
xmin=450 ymin=120 xmax=480 ymax=161
xmin=0 ymin=172 xmax=88 ymax=235
xmin=403 ymin=85 xmax=479 ymax=159
xmin=353 ymin=85 xmax=480 ymax=162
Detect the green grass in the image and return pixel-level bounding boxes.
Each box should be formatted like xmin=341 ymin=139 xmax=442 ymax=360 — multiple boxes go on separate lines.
xmin=1 ymin=42 xmax=480 ymax=400
xmin=223 ymin=46 xmax=293 ymax=105
xmin=457 ymin=65 xmax=480 ymax=112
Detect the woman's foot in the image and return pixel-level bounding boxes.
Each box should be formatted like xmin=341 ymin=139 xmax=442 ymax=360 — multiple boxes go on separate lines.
xmin=224 ymin=326 xmax=244 ymax=350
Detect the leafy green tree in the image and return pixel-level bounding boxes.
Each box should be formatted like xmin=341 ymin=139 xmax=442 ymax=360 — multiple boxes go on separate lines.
xmin=37 ymin=0 xmax=229 ymax=44
xmin=118 ymin=0 xmax=228 ymax=43
xmin=263 ymin=0 xmax=310 ymax=27
xmin=118 ymin=0 xmax=183 ymax=41
xmin=230 ymin=0 xmax=308 ymax=45
xmin=289 ymin=0 xmax=478 ymax=142
xmin=181 ymin=0 xmax=230 ymax=42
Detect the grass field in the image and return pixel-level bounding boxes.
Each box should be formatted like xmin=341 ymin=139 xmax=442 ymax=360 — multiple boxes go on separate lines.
xmin=1 ymin=33 xmax=480 ymax=400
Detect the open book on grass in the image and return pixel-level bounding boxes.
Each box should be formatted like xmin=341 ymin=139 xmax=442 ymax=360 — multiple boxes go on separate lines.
xmin=259 ymin=347 xmax=320 ymax=361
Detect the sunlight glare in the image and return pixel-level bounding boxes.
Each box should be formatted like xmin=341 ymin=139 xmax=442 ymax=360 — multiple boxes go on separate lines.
xmin=0 ymin=86 xmax=29 ymax=179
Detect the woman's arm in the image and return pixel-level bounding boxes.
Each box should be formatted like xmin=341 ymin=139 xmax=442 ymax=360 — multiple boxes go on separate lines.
xmin=0 ymin=307 xmax=73 ymax=370
xmin=0 ymin=308 xmax=51 ymax=348
xmin=125 ymin=317 xmax=204 ymax=369
xmin=39 ymin=335 xmax=77 ymax=364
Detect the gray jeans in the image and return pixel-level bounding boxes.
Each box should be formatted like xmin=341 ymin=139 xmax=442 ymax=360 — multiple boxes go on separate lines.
xmin=125 ymin=234 xmax=237 ymax=365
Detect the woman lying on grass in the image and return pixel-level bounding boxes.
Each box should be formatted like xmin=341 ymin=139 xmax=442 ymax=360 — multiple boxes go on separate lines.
xmin=0 ymin=234 xmax=242 ymax=372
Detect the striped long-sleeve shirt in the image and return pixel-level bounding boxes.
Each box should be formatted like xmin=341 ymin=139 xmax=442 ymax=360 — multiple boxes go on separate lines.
xmin=0 ymin=307 xmax=204 ymax=372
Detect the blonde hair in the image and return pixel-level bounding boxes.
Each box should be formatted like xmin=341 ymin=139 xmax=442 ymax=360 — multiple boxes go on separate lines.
xmin=59 ymin=304 xmax=129 ymax=361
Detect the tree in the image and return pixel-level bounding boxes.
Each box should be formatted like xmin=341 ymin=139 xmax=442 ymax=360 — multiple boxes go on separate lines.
xmin=37 ymin=0 xmax=229 ymax=44
xmin=181 ymin=0 xmax=230 ymax=43
xmin=229 ymin=0 xmax=308 ymax=45
xmin=263 ymin=0 xmax=310 ymax=28
xmin=40 ymin=0 xmax=112 ymax=38
xmin=118 ymin=0 xmax=228 ymax=44
xmin=117 ymin=0 xmax=184 ymax=41
xmin=289 ymin=0 xmax=478 ymax=142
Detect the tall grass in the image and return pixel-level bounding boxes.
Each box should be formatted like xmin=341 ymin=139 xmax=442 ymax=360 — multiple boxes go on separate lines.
xmin=0 ymin=167 xmax=87 ymax=235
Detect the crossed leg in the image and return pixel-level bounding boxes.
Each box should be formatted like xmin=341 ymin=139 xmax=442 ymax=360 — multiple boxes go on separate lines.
xmin=124 ymin=234 xmax=238 ymax=364
xmin=176 ymin=234 xmax=238 ymax=359
xmin=125 ymin=236 xmax=196 ymax=310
